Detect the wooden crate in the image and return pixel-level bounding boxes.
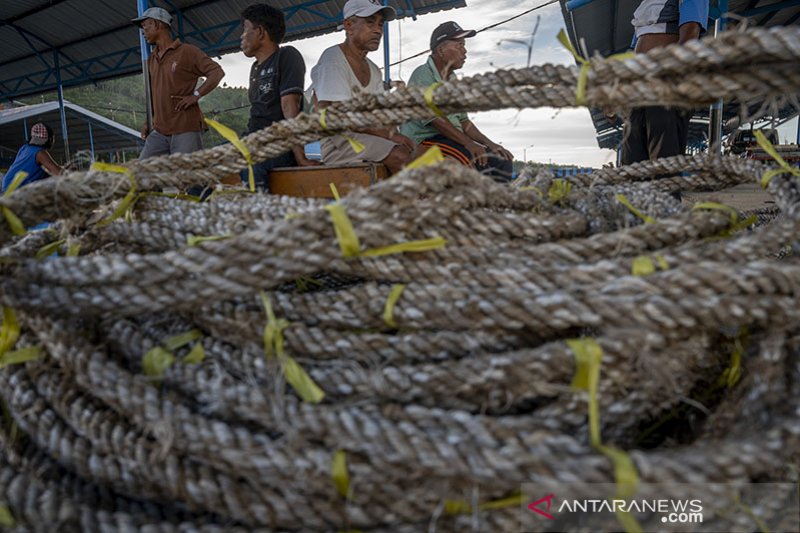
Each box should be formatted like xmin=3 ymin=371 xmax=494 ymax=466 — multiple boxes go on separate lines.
xmin=269 ymin=163 xmax=389 ymax=198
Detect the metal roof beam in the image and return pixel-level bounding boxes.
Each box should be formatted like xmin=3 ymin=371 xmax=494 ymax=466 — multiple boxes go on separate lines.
xmin=3 ymin=0 xmax=71 ymax=24
xmin=739 ymin=0 xmax=800 ymax=17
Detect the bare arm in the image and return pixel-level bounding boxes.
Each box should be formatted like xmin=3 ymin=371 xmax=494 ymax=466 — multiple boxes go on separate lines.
xmin=431 ymin=117 xmax=488 ymax=166
xmin=35 ymin=150 xmax=63 ymax=176
xmin=462 ymin=120 xmax=514 ymax=161
xmin=175 ymin=67 xmax=225 ymax=111
xmin=317 ymin=99 xmax=415 ymax=152
xmin=678 ymin=21 xmax=702 ymax=44
xmin=281 ymin=93 xmax=320 ymax=166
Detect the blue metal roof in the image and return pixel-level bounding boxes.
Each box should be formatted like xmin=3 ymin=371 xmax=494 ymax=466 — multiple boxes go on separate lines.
xmin=0 ymin=101 xmax=144 ymax=163
xmin=0 ymin=0 xmax=466 ymax=101
xmin=559 ymin=0 xmax=800 ymax=150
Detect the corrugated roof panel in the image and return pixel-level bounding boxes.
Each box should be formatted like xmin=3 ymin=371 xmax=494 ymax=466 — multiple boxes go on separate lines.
xmin=0 ymin=101 xmax=143 ymax=163
xmin=0 ymin=0 xmax=467 ymax=100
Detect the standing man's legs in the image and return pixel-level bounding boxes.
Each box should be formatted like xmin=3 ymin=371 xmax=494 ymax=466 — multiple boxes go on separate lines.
xmin=621 ymin=108 xmax=649 ymax=165
xmin=139 ymin=130 xmax=172 ymax=159
xmin=168 ymin=132 xmax=209 ymax=198
xmin=644 ymin=107 xmax=690 ymax=159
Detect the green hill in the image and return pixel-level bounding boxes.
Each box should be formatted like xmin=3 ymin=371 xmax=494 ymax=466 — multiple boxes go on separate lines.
xmin=20 ymin=74 xmax=250 ymax=149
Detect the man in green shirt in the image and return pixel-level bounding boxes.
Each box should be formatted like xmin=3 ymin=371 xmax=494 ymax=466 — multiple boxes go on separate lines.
xmin=400 ymin=21 xmax=514 ymax=180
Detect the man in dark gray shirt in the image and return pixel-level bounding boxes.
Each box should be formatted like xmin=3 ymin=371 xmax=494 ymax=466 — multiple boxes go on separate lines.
xmin=240 ymin=3 xmax=318 ymax=191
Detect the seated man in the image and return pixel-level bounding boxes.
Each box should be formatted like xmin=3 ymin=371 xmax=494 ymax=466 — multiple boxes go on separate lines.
xmin=2 ymin=123 xmax=63 ymax=193
xmin=310 ymin=0 xmax=418 ymax=174
xmin=239 ymin=3 xmax=319 ymax=191
xmin=401 ymin=22 xmax=514 ymax=181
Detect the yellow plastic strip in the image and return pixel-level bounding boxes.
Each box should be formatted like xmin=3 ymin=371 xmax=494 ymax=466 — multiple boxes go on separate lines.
xmin=556 ymin=30 xmax=633 ymax=106
xmin=406 ymin=145 xmax=444 ymax=170
xmin=731 ymin=491 xmax=771 ymax=533
xmin=136 ymin=191 xmax=203 ymax=203
xmin=92 ymin=162 xmax=137 ymax=226
xmin=567 ymin=338 xmax=603 ymax=446
xmin=205 ymin=118 xmax=255 ymax=193
xmin=1 ymin=172 xmax=28 ymax=236
xmin=755 ymin=130 xmax=800 ymax=188
xmin=331 ymin=449 xmax=351 ymax=498
xmin=325 ymin=201 xmax=446 ymax=259
xmin=183 ymin=343 xmax=205 ymax=364
xmin=692 ymin=201 xmax=738 ymax=225
xmin=423 ymin=81 xmax=446 ymax=118
xmin=260 ymin=292 xmax=325 ymax=403
xmin=557 ymin=29 xmax=586 ymax=65
xmin=557 ymin=29 xmax=589 ymax=105
xmin=717 ymin=327 xmax=747 ymax=389
xmin=162 ymin=329 xmax=203 ymax=352
xmin=631 ymin=256 xmax=655 ymax=277
xmin=1 ymin=207 xmax=26 ymax=236
xmin=35 ymin=239 xmax=66 ymax=260
xmin=631 ymin=255 xmax=668 ymax=277
xmin=0 ymin=504 xmax=15 ymax=528
xmin=519 ymin=186 xmax=544 ymax=197
xmin=329 ymin=183 xmax=342 ymax=202
xmin=319 ymin=109 xmax=364 ymax=154
xmin=186 ymin=234 xmax=232 ymax=247
xmin=615 ymin=194 xmax=655 ymax=224
xmin=361 ymin=236 xmax=447 ymax=257
xmin=324 ymin=203 xmax=361 ymax=257
xmin=282 ymin=355 xmax=325 ymax=403
xmin=567 ymin=338 xmax=642 ymax=533
xmin=0 ymin=345 xmax=43 ymax=368
xmin=0 ymin=308 xmax=20 ymax=357
xmin=444 ymin=492 xmax=524 ymax=515
xmin=142 ymin=347 xmax=176 ymax=378
xmin=382 ymin=284 xmax=406 ymax=329
xmin=548 ymin=178 xmax=572 ymax=204
xmin=479 ymin=492 xmax=525 ymax=511
xmin=3 ymin=171 xmax=28 ymax=197
xmin=693 ymin=202 xmax=756 ymax=237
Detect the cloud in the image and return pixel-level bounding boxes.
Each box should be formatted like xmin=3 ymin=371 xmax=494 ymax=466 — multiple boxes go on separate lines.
xmin=219 ymin=3 xmax=611 ymax=167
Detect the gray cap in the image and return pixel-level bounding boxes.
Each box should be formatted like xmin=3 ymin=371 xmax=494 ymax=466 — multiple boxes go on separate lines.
xmin=131 ymin=7 xmax=172 ymax=28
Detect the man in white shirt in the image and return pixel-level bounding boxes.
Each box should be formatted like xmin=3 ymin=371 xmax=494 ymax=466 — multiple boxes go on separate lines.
xmin=310 ymin=0 xmax=418 ymax=174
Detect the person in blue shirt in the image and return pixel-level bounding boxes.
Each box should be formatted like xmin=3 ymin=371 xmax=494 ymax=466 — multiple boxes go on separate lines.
xmin=621 ymin=0 xmax=709 ymax=168
xmin=2 ymin=122 xmax=63 ymax=193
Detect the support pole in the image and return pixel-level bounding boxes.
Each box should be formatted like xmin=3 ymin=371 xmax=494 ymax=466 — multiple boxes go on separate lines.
xmin=138 ymin=0 xmax=153 ymax=132
xmin=88 ymin=121 xmax=95 ymax=161
xmin=708 ymin=2 xmax=727 ymax=155
xmin=382 ymin=0 xmax=391 ymax=87
xmin=53 ymin=49 xmax=70 ymax=162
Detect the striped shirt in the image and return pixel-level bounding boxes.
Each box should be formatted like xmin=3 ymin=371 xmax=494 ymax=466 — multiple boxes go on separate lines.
xmin=632 ymin=0 xmax=709 ymax=37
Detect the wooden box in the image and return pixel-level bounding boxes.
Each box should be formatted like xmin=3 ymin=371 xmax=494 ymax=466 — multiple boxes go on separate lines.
xmin=268 ymin=163 xmax=389 ymax=198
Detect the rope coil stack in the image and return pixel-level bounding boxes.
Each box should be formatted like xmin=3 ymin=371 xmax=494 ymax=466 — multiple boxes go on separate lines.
xmin=0 ymin=25 xmax=798 ymax=532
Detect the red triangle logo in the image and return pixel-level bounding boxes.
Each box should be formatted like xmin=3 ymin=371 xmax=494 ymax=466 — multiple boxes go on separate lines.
xmin=527 ymin=493 xmax=556 ymax=520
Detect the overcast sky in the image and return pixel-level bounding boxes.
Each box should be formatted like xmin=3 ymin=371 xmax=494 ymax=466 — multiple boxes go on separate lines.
xmin=217 ymin=1 xmax=799 ymax=167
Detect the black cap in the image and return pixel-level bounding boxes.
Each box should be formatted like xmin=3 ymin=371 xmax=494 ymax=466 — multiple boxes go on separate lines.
xmin=430 ymin=21 xmax=476 ymax=51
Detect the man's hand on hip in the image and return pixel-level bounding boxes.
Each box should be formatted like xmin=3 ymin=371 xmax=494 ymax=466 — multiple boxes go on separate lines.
xmin=173 ymin=94 xmax=200 ymax=111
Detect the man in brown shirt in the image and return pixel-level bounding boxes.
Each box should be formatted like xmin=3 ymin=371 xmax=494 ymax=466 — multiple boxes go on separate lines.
xmin=132 ymin=7 xmax=224 ymax=168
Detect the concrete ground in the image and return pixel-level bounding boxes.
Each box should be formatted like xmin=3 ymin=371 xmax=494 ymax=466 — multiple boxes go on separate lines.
xmin=682 ymin=183 xmax=775 ymax=211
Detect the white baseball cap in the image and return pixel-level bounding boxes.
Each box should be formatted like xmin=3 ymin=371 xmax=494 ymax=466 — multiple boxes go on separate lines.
xmin=131 ymin=7 xmax=172 ymax=28
xmin=343 ymin=0 xmax=396 ymax=22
